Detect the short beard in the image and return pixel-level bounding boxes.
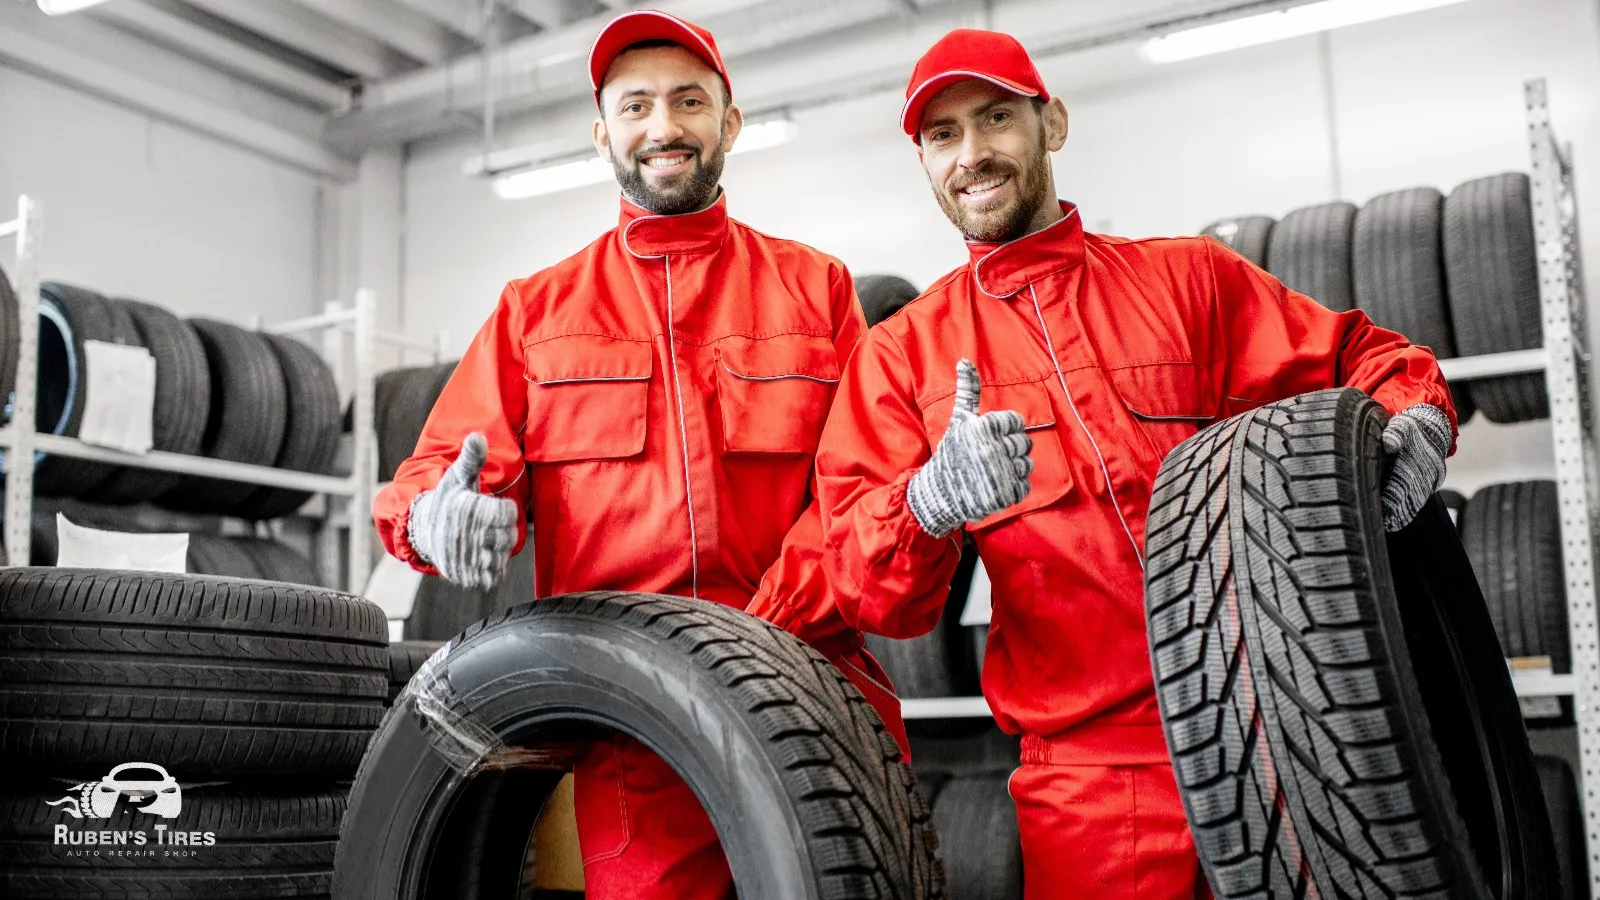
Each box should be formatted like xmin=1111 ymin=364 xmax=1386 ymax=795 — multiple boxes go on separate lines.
xmin=611 ymin=132 xmax=726 ymax=216
xmin=935 ymin=124 xmax=1053 ymax=243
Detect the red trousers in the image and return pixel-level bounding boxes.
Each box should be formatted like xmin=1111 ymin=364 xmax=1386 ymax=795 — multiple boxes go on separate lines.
xmin=1011 ymin=732 xmax=1209 ymax=899
xmin=573 ymin=649 xmax=909 ymax=899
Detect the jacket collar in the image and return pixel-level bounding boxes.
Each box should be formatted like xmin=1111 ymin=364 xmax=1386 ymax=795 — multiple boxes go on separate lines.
xmin=619 ymin=191 xmax=730 ymax=258
xmin=966 ymin=202 xmax=1085 ymax=298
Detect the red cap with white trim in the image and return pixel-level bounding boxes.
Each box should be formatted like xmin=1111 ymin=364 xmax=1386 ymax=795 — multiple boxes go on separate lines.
xmin=901 ymin=29 xmax=1049 ymax=140
xmin=588 ymin=10 xmax=730 ymax=106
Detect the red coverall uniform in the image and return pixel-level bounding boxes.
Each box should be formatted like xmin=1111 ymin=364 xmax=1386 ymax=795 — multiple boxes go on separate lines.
xmin=374 ymin=194 xmax=908 ymax=900
xmin=815 ymin=202 xmax=1456 ymax=898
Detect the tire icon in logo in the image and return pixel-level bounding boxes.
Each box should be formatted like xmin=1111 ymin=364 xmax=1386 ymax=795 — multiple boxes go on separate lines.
xmin=48 ymin=762 xmax=184 ymax=819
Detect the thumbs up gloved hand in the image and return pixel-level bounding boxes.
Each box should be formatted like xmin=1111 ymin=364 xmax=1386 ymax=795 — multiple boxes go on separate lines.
xmin=906 ymin=359 xmax=1035 ymax=538
xmin=406 ymin=433 xmax=519 ymax=589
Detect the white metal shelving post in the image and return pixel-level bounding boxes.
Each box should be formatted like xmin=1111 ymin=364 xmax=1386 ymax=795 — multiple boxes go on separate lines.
xmin=2 ymin=195 xmax=40 ymax=566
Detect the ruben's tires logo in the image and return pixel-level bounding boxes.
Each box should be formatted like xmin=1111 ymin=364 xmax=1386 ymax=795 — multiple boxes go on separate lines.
xmin=44 ymin=763 xmax=216 ymax=854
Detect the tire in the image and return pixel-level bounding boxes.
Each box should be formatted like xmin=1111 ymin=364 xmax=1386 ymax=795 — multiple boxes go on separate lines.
xmin=92 ymin=300 xmax=211 ymax=504
xmin=378 ymin=363 xmax=455 ymax=483
xmin=1535 ymin=755 xmax=1588 ymax=900
xmin=387 ymin=640 xmax=444 ymax=704
xmin=1444 ymin=173 xmax=1547 ymax=423
xmin=1201 ymin=215 xmax=1274 ymax=268
xmin=28 ymin=510 xmax=57 ymax=567
xmin=29 ymin=284 xmax=142 ymax=498
xmin=1438 ymin=488 xmax=1468 ymax=530
xmin=236 ymin=335 xmax=342 ymax=520
xmin=1145 ymin=387 xmax=1555 ymax=898
xmin=236 ymin=537 xmax=322 ymax=587
xmin=863 ymin=542 xmax=980 ymax=699
xmin=929 ymin=773 xmax=1022 ymax=900
xmin=334 ymin=592 xmax=944 ymax=900
xmin=0 ymin=785 xmax=344 ymax=899
xmin=160 ymin=320 xmax=288 ymax=514
xmin=1266 ymin=202 xmax=1357 ymax=312
xmin=1463 ymin=481 xmax=1566 ymax=670
xmin=0 ymin=568 xmax=388 ymax=776
xmin=184 ymin=533 xmax=262 ymax=579
xmin=856 ymin=274 xmax=921 ymax=329
xmin=970 ymin=625 xmax=988 ymax=683
xmin=1352 ymin=188 xmax=1476 ymax=424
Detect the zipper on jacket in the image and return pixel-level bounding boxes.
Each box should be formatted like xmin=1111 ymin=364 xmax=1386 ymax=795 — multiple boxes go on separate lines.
xmin=663 ymin=256 xmax=700 ymax=599
xmin=1027 ymin=284 xmax=1144 ymax=569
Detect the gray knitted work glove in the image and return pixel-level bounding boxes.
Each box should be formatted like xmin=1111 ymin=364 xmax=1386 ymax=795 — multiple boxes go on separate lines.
xmin=1381 ymin=404 xmax=1452 ymax=533
xmin=407 ymin=433 xmax=519 ymax=589
xmin=906 ymin=360 xmax=1034 ymax=538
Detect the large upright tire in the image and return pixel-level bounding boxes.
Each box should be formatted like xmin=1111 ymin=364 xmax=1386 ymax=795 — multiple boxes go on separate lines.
xmin=1201 ymin=215 xmax=1275 ymax=268
xmin=1444 ymin=173 xmax=1547 ymax=422
xmin=1353 ymin=188 xmax=1476 ymax=423
xmin=237 ymin=334 xmax=342 ymax=519
xmin=1145 ymin=388 xmax=1554 ymax=898
xmin=857 ymin=274 xmax=921 ymax=328
xmin=0 ymin=786 xmax=345 ymax=899
xmin=1266 ymin=202 xmax=1357 ymax=312
xmin=91 ymin=300 xmax=212 ymax=503
xmin=29 ymin=284 xmax=142 ymax=498
xmin=1463 ymin=481 xmax=1567 ymax=670
xmin=930 ymin=773 xmax=1022 ymax=900
xmin=335 ymin=592 xmax=944 ymax=900
xmin=161 ymin=320 xmax=288 ymax=514
xmin=0 ymin=568 xmax=388 ymax=776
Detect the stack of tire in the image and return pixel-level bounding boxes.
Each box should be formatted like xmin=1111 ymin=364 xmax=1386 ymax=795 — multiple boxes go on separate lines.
xmin=1202 ymin=171 xmax=1548 ymax=425
xmin=1 ymin=281 xmax=342 ymax=518
xmin=0 ymin=568 xmax=389 ymax=899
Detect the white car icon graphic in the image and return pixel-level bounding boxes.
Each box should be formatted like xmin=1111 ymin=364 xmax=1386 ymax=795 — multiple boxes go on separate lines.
xmin=88 ymin=762 xmax=182 ymax=819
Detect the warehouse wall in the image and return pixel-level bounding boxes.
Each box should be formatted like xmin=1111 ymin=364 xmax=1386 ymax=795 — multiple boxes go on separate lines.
xmin=399 ymin=0 xmax=1600 ymax=489
xmin=0 ymin=65 xmax=330 ymax=324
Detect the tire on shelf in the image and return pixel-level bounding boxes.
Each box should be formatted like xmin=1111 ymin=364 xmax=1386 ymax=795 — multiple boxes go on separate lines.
xmin=378 ymin=362 xmax=457 ymax=483
xmin=1463 ymin=481 xmax=1566 ymax=671
xmin=856 ymin=274 xmax=921 ymax=329
xmin=236 ymin=334 xmax=342 ymax=520
xmin=27 ymin=283 xmax=142 ymax=498
xmin=1145 ymin=387 xmax=1555 ymax=898
xmin=1352 ymin=187 xmax=1476 ymax=424
xmin=1535 ymin=755 xmax=1589 ymax=900
xmin=0 ymin=786 xmax=345 ymax=900
xmin=386 ymin=640 xmax=444 ymax=704
xmin=185 ymin=533 xmax=263 ymax=579
xmin=91 ymin=300 xmax=212 ymax=503
xmin=160 ymin=319 xmax=289 ymax=514
xmin=1444 ymin=173 xmax=1547 ymax=422
xmin=1201 ymin=215 xmax=1274 ymax=269
xmin=235 ymin=536 xmax=322 ymax=587
xmin=0 ymin=568 xmax=388 ymax=776
xmin=1265 ymin=201 xmax=1358 ymax=312
xmin=334 ymin=592 xmax=943 ymax=900
xmin=930 ymin=772 xmax=1022 ymax=900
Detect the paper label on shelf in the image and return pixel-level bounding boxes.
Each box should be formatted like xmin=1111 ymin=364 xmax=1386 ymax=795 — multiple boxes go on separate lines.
xmin=78 ymin=340 xmax=156 ymax=454
xmin=54 ymin=514 xmax=188 ymax=572
xmin=365 ymin=553 xmax=423 ymax=620
xmin=959 ymin=558 xmax=992 ymax=626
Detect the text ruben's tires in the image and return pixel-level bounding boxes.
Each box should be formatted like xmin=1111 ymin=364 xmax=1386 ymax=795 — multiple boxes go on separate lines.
xmin=1145 ymin=388 xmax=1554 ymax=898
xmin=335 ymin=592 xmax=943 ymax=900
xmin=0 ymin=568 xmax=387 ymax=776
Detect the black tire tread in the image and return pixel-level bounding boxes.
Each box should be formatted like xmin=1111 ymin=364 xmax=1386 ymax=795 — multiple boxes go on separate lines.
xmin=1463 ymin=481 xmax=1567 ymax=671
xmin=1266 ymin=202 xmax=1358 ymax=312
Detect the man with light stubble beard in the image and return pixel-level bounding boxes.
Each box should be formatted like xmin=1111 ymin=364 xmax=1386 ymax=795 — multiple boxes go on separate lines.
xmin=795 ymin=28 xmax=1459 ymax=898
xmin=373 ymin=11 xmax=908 ymax=899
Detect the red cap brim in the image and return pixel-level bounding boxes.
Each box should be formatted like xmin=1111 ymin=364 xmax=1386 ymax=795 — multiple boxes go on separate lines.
xmin=900 ymin=70 xmax=1040 ymax=137
xmin=589 ymin=11 xmax=728 ymax=105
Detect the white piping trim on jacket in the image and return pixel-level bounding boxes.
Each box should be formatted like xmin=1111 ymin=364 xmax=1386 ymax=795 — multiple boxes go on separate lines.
xmin=720 ymin=363 xmax=839 ymax=384
xmin=970 ymin=207 xmax=1080 ymax=299
xmin=525 ymin=374 xmax=651 ymax=385
xmin=900 ymin=70 xmax=1040 ymax=134
xmin=663 ymin=256 xmax=700 ymax=599
xmin=1026 ymin=283 xmax=1143 ymax=569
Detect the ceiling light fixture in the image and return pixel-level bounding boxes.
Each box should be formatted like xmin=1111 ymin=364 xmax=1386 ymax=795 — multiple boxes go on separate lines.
xmin=1140 ymin=0 xmax=1471 ymax=64
xmin=493 ymin=114 xmax=800 ymax=201
xmin=36 ymin=0 xmax=113 ymax=15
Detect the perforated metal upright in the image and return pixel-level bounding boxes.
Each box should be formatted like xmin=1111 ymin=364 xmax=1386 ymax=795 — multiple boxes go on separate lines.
xmin=2 ymin=196 xmax=40 ymax=566
xmin=1525 ymin=77 xmax=1600 ymax=896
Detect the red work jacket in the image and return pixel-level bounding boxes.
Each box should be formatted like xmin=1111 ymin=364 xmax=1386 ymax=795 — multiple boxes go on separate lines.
xmin=374 ymin=193 xmax=874 ymax=658
xmin=817 ymin=202 xmax=1456 ymax=760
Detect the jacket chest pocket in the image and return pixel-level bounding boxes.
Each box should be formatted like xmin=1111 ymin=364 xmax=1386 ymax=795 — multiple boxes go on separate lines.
xmin=1104 ymin=362 xmax=1215 ymax=461
xmin=919 ymin=377 xmax=1074 ymax=531
xmin=715 ymin=335 xmax=840 ymax=455
xmin=523 ymin=334 xmax=652 ymax=463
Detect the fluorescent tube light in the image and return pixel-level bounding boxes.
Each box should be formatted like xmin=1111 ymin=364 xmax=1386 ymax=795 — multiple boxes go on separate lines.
xmin=1140 ymin=0 xmax=1471 ymax=64
xmin=493 ymin=115 xmax=799 ymax=201
xmin=36 ymin=0 xmax=113 ymax=14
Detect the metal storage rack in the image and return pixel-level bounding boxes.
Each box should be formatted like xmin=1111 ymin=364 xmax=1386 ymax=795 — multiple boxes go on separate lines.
xmin=0 ymin=193 xmax=380 ymax=594
xmin=900 ymin=79 xmax=1600 ymax=893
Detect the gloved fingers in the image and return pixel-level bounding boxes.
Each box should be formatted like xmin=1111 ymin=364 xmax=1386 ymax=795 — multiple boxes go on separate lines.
xmin=446 ymin=432 xmax=491 ymax=490
xmin=1380 ymin=418 xmax=1408 ymax=455
xmin=977 ymin=410 xmax=1026 ymax=438
xmin=953 ymin=359 xmax=982 ymax=416
xmin=1012 ymin=453 xmax=1034 ymax=479
xmin=999 ymin=431 xmax=1032 ymax=459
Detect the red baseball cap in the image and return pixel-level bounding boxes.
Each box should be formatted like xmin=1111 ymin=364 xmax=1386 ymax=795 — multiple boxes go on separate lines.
xmin=588 ymin=10 xmax=730 ymax=106
xmin=901 ymin=29 xmax=1049 ymax=139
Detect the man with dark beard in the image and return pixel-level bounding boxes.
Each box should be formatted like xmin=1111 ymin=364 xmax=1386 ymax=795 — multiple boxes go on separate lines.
xmin=373 ymin=11 xmax=906 ymax=899
xmin=802 ymin=29 xmax=1457 ymax=898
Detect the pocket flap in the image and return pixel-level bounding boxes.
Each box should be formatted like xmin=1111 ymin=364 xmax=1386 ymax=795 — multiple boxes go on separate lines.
xmin=718 ymin=333 xmax=840 ymax=383
xmin=1105 ymin=363 xmax=1213 ymax=421
xmin=524 ymin=335 xmax=651 ymax=463
xmin=525 ymin=334 xmax=652 ymax=384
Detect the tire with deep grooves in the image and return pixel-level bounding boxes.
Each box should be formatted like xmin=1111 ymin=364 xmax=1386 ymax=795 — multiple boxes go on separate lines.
xmin=1202 ymin=216 xmax=1274 ymax=269
xmin=0 ymin=568 xmax=388 ymax=776
xmin=335 ymin=592 xmax=945 ymax=900
xmin=1266 ymin=202 xmax=1358 ymax=312
xmin=1444 ymin=173 xmax=1547 ymax=422
xmin=929 ymin=773 xmax=1021 ymax=900
xmin=1144 ymin=388 xmax=1554 ymax=898
xmin=1463 ymin=481 xmax=1566 ymax=671
xmin=236 ymin=334 xmax=342 ymax=520
xmin=0 ymin=786 xmax=344 ymax=899
xmin=92 ymin=300 xmax=211 ymax=503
